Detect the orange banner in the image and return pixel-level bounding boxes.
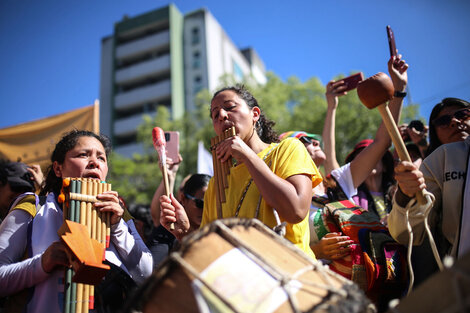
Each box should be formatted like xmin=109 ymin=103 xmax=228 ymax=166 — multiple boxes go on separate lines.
xmin=0 ymin=101 xmax=99 ymax=167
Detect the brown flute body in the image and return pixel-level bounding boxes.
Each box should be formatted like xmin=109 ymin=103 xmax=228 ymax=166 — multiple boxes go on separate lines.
xmin=58 ymin=178 xmax=112 ymax=313
xmin=210 ymin=127 xmax=236 ymax=218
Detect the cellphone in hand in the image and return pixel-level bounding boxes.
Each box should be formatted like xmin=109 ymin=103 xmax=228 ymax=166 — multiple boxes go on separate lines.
xmin=164 ymin=131 xmax=180 ymax=163
xmin=386 ymin=25 xmax=397 ymax=57
xmin=341 ymin=72 xmax=364 ymax=92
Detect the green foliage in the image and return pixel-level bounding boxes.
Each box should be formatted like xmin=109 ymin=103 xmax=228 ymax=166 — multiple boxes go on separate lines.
xmin=107 ymin=152 xmax=159 ymax=205
xmin=399 ymin=103 xmax=423 ymax=124
xmin=108 ymin=71 xmax=423 ymax=204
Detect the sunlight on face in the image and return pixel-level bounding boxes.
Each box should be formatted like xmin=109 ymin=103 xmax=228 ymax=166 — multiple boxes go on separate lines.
xmin=55 ymin=136 xmax=108 ymax=181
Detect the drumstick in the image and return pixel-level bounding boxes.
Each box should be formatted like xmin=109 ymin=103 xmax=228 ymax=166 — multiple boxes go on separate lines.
xmin=357 ymin=72 xmax=427 ymax=204
xmin=152 ymin=127 xmax=174 ymax=230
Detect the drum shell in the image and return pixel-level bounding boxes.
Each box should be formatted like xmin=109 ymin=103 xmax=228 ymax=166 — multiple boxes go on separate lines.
xmin=135 ymin=219 xmax=373 ymax=313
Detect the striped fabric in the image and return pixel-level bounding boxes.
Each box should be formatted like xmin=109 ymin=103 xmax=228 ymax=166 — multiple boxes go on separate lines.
xmin=325 ymin=199 xmax=387 ymax=243
xmin=319 ymin=199 xmax=408 ymax=310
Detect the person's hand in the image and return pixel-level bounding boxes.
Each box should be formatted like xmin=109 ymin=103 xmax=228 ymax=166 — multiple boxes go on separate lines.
xmin=394 ymin=161 xmax=426 ymax=198
xmin=406 ymin=124 xmax=428 ymax=147
xmin=41 ymin=241 xmax=71 ymax=273
xmin=95 ymin=191 xmax=124 ymax=225
xmin=27 ymin=164 xmax=44 ymax=190
xmin=398 ymin=123 xmax=410 ymax=142
xmin=325 ymin=80 xmax=348 ymax=110
xmin=388 ymin=53 xmax=408 ymax=92
xmin=215 ymin=135 xmax=255 ymax=165
xmin=311 ymin=232 xmax=353 ymax=260
xmin=165 ymin=154 xmax=183 ymax=181
xmin=160 ymin=194 xmax=190 ymax=240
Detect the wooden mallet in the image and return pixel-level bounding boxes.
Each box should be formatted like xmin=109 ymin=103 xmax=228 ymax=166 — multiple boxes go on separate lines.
xmin=152 ymin=127 xmax=174 ymax=230
xmin=357 ymin=72 xmax=427 ymax=204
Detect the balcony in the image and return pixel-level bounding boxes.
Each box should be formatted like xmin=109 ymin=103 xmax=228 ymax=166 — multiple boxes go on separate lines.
xmin=113 ymin=112 xmax=156 ymax=137
xmin=114 ymin=142 xmax=145 ymax=158
xmin=114 ymin=79 xmax=171 ymax=111
xmin=116 ymin=30 xmax=170 ymax=60
xmin=115 ymin=55 xmax=170 ymax=85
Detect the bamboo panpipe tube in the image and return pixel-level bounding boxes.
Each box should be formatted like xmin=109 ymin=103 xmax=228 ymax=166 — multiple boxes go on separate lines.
xmin=210 ymin=127 xmax=236 ymax=218
xmin=58 ymin=178 xmax=113 ymax=313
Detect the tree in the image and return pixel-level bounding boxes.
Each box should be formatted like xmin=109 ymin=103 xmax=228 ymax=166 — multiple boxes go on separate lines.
xmin=107 ymin=71 xmax=422 ymax=204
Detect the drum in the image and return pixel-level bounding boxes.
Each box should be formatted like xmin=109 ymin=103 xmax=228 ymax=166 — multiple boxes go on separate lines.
xmin=126 ymin=218 xmax=374 ymax=313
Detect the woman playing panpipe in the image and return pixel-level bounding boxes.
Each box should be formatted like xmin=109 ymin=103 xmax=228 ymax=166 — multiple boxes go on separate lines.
xmin=0 ymin=130 xmax=153 ymax=313
xmin=160 ymin=85 xmax=322 ymax=257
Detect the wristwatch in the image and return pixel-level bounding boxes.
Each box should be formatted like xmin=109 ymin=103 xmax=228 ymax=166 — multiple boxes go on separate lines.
xmin=394 ymin=91 xmax=407 ymax=98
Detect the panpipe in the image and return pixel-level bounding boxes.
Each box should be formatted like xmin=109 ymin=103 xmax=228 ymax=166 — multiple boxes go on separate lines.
xmin=58 ymin=178 xmax=112 ymax=313
xmin=210 ymin=126 xmax=236 ymax=218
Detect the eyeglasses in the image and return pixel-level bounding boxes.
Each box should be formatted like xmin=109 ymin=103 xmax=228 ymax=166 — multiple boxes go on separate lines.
xmin=299 ymin=136 xmax=321 ymax=147
xmin=184 ymin=193 xmax=204 ymax=209
xmin=433 ymin=108 xmax=470 ymax=128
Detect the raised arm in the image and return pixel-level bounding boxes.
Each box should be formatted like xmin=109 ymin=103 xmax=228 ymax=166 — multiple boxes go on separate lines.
xmin=322 ymin=80 xmax=348 ymax=174
xmin=349 ymin=55 xmax=408 ymax=188
xmin=150 ymin=155 xmax=181 ymax=227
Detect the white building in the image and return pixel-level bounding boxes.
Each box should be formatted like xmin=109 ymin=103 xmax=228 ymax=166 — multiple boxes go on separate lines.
xmin=99 ymin=4 xmax=266 ymax=157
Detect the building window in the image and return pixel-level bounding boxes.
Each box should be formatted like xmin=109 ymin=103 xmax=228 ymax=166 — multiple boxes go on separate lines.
xmin=191 ymin=27 xmax=200 ymax=45
xmin=233 ymin=60 xmax=244 ymax=81
xmin=193 ymin=51 xmax=201 ymax=69
xmin=193 ymin=75 xmax=202 ymax=94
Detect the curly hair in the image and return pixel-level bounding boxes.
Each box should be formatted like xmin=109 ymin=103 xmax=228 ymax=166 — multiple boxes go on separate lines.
xmin=40 ymin=130 xmax=111 ymax=196
xmin=212 ymin=85 xmax=279 ymax=144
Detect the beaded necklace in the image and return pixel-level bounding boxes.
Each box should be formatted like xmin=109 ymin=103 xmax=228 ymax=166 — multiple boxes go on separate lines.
xmin=234 ymin=143 xmax=279 ymax=218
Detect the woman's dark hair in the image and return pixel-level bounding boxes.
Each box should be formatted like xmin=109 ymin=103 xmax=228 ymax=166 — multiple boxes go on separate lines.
xmin=212 ymin=85 xmax=279 ymax=143
xmin=182 ymin=174 xmax=211 ymax=196
xmin=40 ymin=130 xmax=112 ymax=196
xmin=0 ymin=159 xmax=9 ymax=187
xmin=427 ymin=97 xmax=470 ymax=156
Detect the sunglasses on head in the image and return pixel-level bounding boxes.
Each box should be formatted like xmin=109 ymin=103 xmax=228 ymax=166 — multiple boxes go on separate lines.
xmin=299 ymin=136 xmax=320 ymax=147
xmin=184 ymin=193 xmax=204 ymax=209
xmin=433 ymin=108 xmax=470 ymax=128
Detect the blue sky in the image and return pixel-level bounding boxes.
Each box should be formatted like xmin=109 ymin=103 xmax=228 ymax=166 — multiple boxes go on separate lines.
xmin=1 ymin=0 xmax=469 ymax=130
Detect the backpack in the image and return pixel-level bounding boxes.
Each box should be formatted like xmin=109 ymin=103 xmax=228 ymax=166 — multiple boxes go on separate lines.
xmin=312 ymin=176 xmax=408 ymax=312
xmin=1 ymin=193 xmax=138 ymax=313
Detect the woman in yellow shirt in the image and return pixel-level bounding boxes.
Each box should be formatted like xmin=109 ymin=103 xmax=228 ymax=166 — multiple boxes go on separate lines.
xmin=160 ymin=85 xmax=322 ymax=257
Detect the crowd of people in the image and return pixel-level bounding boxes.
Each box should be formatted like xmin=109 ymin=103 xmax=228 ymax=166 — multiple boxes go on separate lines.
xmin=0 ymin=52 xmax=469 ymax=313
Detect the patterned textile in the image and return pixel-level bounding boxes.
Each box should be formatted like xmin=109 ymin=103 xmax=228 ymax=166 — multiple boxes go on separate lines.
xmin=312 ymin=197 xmax=408 ymax=311
xmin=325 ymin=199 xmax=387 ymax=243
xmin=358 ymin=229 xmax=408 ymax=308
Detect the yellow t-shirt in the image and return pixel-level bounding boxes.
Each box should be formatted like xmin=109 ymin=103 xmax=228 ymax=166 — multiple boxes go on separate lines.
xmin=201 ymin=138 xmax=322 ymax=258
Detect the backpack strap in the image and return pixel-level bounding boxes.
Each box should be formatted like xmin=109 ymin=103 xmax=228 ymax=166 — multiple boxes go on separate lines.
xmin=9 ymin=193 xmax=39 ymax=218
